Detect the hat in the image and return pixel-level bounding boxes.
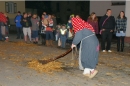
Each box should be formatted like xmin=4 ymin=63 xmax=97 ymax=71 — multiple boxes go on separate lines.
xmin=17 ymin=11 xmax=21 ymax=14
xmin=70 ymin=14 xmax=74 ymax=18
xmin=62 ymin=24 xmax=66 ymax=27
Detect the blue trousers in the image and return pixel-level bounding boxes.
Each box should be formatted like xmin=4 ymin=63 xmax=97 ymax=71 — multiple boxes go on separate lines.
xmin=16 ymin=27 xmax=23 ymax=38
xmin=46 ymin=31 xmax=53 ymax=40
xmin=60 ymin=35 xmax=67 ymax=48
xmin=32 ymin=30 xmax=38 ymax=38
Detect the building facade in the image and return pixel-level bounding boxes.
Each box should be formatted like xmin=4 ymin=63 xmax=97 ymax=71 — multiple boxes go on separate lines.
xmin=90 ymin=1 xmax=125 ymax=18
xmin=0 ymin=1 xmax=25 ymax=25
xmin=90 ymin=1 xmax=130 ymax=44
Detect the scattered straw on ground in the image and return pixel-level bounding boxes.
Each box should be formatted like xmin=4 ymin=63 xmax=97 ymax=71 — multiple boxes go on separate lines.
xmin=12 ymin=42 xmax=35 ymax=46
xmin=28 ymin=59 xmax=63 ymax=74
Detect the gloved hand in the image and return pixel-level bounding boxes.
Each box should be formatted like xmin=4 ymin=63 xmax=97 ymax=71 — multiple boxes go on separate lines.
xmin=71 ymin=44 xmax=76 ymax=49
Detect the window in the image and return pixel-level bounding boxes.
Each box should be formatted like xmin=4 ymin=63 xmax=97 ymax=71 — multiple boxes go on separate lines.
xmin=5 ymin=2 xmax=17 ymax=13
xmin=111 ymin=1 xmax=125 ymax=6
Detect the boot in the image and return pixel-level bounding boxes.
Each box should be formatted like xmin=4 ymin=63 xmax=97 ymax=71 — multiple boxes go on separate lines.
xmin=117 ymin=43 xmax=120 ymax=52
xmin=121 ymin=44 xmax=124 ymax=52
xmin=50 ymin=40 xmax=54 ymax=47
xmin=46 ymin=40 xmax=50 ymax=47
xmin=42 ymin=39 xmax=46 ymax=45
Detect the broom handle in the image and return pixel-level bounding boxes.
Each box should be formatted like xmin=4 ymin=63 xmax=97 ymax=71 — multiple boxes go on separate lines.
xmin=52 ymin=48 xmax=72 ymax=61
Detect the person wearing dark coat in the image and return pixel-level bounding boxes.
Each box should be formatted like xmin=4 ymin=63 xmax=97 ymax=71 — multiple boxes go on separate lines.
xmin=99 ymin=9 xmax=115 ymax=52
xmin=21 ymin=12 xmax=32 ymax=43
xmin=71 ymin=17 xmax=99 ymax=79
xmin=52 ymin=14 xmax=57 ymax=41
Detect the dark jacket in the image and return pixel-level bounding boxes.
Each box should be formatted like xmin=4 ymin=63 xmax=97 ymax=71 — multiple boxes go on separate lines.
xmin=99 ymin=15 xmax=115 ymax=31
xmin=6 ymin=17 xmax=10 ymax=26
xmin=21 ymin=17 xmax=32 ymax=27
xmin=52 ymin=17 xmax=57 ymax=29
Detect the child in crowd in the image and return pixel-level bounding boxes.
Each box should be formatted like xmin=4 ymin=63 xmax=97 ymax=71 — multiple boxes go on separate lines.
xmin=59 ymin=24 xmax=67 ymax=49
xmin=31 ymin=14 xmax=40 ymax=44
xmin=56 ymin=24 xmax=61 ymax=41
xmin=67 ymin=20 xmax=73 ymax=38
xmin=56 ymin=24 xmax=61 ymax=47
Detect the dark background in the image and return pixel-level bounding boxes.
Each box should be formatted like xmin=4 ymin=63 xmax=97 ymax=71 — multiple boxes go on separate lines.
xmin=25 ymin=1 xmax=90 ymax=23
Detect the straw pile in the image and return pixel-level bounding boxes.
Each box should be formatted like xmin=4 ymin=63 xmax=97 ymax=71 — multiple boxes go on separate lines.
xmin=28 ymin=59 xmax=63 ymax=74
xmin=12 ymin=42 xmax=35 ymax=46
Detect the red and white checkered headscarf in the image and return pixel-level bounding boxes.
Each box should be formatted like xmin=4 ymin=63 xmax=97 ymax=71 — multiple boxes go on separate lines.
xmin=72 ymin=17 xmax=95 ymax=33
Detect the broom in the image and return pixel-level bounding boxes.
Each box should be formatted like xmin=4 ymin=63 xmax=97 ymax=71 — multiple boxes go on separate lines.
xmin=39 ymin=48 xmax=72 ymax=64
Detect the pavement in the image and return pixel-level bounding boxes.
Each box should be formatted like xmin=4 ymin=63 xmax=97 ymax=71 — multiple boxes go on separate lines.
xmin=0 ymin=34 xmax=130 ymax=86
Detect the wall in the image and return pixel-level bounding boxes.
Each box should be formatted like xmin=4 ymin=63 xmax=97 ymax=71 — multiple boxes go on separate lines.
xmin=125 ymin=1 xmax=130 ymax=44
xmin=0 ymin=1 xmax=25 ymax=25
xmin=90 ymin=1 xmax=125 ymax=18
xmin=26 ymin=8 xmax=37 ymax=14
xmin=90 ymin=1 xmax=130 ymax=44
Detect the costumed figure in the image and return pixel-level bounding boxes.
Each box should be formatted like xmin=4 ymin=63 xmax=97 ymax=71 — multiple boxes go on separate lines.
xmin=71 ymin=17 xmax=99 ymax=78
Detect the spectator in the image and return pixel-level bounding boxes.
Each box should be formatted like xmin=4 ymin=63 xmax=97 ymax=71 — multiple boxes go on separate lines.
xmin=0 ymin=13 xmax=9 ymax=42
xmin=40 ymin=14 xmax=46 ymax=45
xmin=75 ymin=15 xmax=80 ymax=18
xmin=59 ymin=24 xmax=67 ymax=49
xmin=14 ymin=11 xmax=23 ymax=39
xmin=0 ymin=22 xmax=6 ymax=41
xmin=67 ymin=19 xmax=73 ymax=37
xmin=31 ymin=14 xmax=40 ymax=44
xmin=52 ymin=14 xmax=57 ymax=41
xmin=43 ymin=12 xmax=48 ymax=18
xmin=28 ymin=12 xmax=32 ymax=20
xmin=21 ymin=12 xmax=32 ymax=43
xmin=46 ymin=14 xmax=54 ymax=46
xmin=116 ymin=11 xmax=127 ymax=52
xmin=87 ymin=12 xmax=99 ymax=34
xmin=4 ymin=13 xmax=10 ymax=41
xmin=67 ymin=14 xmax=74 ymax=38
xmin=99 ymin=9 xmax=115 ymax=52
xmin=56 ymin=24 xmax=61 ymax=42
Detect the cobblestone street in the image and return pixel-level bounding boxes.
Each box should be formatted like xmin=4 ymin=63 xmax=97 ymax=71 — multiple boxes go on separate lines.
xmin=0 ymin=35 xmax=130 ymax=86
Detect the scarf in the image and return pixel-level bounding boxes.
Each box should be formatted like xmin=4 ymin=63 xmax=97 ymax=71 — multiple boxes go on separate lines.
xmin=72 ymin=17 xmax=95 ymax=33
